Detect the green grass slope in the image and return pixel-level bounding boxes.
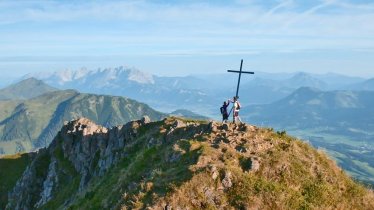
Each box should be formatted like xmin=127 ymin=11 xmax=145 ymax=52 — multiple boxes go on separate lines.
xmin=33 ymin=92 xmax=166 ymax=148
xmin=0 ymin=153 xmax=34 ymax=209
xmin=0 ymin=90 xmax=78 ymax=154
xmin=5 ymin=117 xmax=372 ymax=209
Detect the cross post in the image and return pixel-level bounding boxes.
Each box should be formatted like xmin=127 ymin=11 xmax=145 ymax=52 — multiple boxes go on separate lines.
xmin=227 ymin=59 xmax=254 ymax=98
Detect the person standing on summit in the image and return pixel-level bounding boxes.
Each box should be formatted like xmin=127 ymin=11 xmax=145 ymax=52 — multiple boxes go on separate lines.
xmin=220 ymin=100 xmax=230 ymax=123
xmin=230 ymin=96 xmax=242 ymax=123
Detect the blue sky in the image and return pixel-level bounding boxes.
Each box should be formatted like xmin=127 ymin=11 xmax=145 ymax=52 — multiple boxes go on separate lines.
xmin=0 ymin=0 xmax=373 ymax=78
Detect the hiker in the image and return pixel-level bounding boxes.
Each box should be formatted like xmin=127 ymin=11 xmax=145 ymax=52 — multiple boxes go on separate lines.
xmin=220 ymin=100 xmax=230 ymax=123
xmin=230 ymin=96 xmax=242 ymax=123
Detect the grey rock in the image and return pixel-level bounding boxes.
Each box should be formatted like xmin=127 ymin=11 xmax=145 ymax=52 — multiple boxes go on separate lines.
xmin=221 ymin=123 xmax=229 ymax=131
xmin=203 ymin=187 xmax=216 ymax=205
xmin=208 ymin=121 xmax=218 ymax=132
xmin=168 ymin=152 xmax=181 ymax=163
xmin=251 ymin=157 xmax=260 ymax=172
xmin=147 ymin=137 xmax=157 ymax=147
xmin=141 ymin=115 xmax=151 ymax=124
xmin=221 ymin=132 xmax=227 ymax=138
xmin=35 ymin=157 xmax=58 ymax=208
xmin=222 ymin=171 xmax=232 ymax=189
xmin=173 ymin=119 xmax=186 ymax=128
xmin=209 ymin=165 xmax=219 ymax=180
xmin=165 ymin=204 xmax=172 ymax=210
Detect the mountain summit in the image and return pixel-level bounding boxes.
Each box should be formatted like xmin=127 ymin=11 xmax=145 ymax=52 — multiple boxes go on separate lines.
xmin=3 ymin=117 xmax=373 ymax=209
xmin=0 ymin=78 xmax=57 ymax=100
xmin=285 ymin=72 xmax=328 ymax=90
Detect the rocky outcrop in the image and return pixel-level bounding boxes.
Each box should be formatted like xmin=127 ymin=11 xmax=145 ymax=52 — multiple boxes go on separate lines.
xmin=6 ymin=116 xmax=153 ymax=210
xmin=35 ymin=157 xmax=58 ymax=208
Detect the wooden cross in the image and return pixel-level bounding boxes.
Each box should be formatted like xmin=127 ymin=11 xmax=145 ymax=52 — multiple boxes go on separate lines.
xmin=227 ymin=59 xmax=255 ymax=98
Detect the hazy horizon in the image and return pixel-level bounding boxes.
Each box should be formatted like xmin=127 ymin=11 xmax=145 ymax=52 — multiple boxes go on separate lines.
xmin=2 ymin=64 xmax=371 ymax=80
xmin=1 ymin=0 xmax=374 ymax=78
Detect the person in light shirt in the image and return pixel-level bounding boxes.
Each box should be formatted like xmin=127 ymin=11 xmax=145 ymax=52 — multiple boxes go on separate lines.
xmin=230 ymin=96 xmax=242 ymax=123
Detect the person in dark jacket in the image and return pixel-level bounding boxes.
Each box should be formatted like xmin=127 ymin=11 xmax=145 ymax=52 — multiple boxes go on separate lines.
xmin=220 ymin=100 xmax=230 ymax=123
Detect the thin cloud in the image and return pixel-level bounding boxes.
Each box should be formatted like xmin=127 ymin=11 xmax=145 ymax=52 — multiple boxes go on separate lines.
xmin=0 ymin=1 xmax=374 ymax=56
xmin=264 ymin=0 xmax=294 ymax=16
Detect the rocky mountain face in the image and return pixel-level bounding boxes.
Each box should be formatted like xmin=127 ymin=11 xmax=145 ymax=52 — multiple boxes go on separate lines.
xmin=0 ymin=81 xmax=166 ymax=155
xmin=3 ymin=117 xmax=374 ymax=209
xmin=0 ymin=78 xmax=57 ymax=100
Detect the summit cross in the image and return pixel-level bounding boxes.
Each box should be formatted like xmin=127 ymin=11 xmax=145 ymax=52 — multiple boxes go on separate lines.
xmin=227 ymin=59 xmax=255 ymax=98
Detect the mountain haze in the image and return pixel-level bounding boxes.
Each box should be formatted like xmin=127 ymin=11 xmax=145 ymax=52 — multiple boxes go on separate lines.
xmin=23 ymin=67 xmax=368 ymax=116
xmin=284 ymin=72 xmax=328 ymax=90
xmin=242 ymin=87 xmax=374 ymax=132
xmin=348 ymin=78 xmax=374 ymax=91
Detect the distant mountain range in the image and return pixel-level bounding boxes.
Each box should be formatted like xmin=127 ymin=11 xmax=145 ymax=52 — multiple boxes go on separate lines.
xmin=22 ymin=67 xmax=371 ymax=117
xmin=0 ymin=78 xmax=166 ymax=155
xmin=170 ymin=109 xmax=210 ymax=120
xmin=242 ymin=87 xmax=374 ymax=132
xmin=22 ymin=67 xmax=211 ymax=113
xmin=347 ymin=78 xmax=374 ymax=91
xmin=241 ymin=87 xmax=374 ymax=184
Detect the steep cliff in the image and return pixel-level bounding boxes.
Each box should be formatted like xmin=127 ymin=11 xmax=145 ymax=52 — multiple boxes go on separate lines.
xmin=4 ymin=117 xmax=374 ymax=209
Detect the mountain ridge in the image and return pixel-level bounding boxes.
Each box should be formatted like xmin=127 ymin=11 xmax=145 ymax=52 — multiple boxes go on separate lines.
xmin=3 ymin=117 xmax=374 ymax=209
xmin=0 ymin=80 xmax=166 ymax=155
xmin=0 ymin=77 xmax=57 ymax=100
xmin=348 ymin=78 xmax=374 ymax=91
xmin=20 ymin=66 xmax=369 ymax=116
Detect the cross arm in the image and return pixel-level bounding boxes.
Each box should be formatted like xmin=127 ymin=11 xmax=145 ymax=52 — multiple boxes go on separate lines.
xmin=227 ymin=70 xmax=255 ymax=74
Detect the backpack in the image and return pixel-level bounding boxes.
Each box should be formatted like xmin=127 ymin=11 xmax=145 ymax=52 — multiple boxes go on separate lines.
xmin=220 ymin=106 xmax=225 ymax=114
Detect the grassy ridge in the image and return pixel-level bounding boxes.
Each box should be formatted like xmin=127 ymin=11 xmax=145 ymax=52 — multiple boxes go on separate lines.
xmin=154 ymin=127 xmax=374 ymax=209
xmin=284 ymin=128 xmax=374 ymax=186
xmin=0 ymin=78 xmax=57 ymax=100
xmin=2 ymin=118 xmax=374 ymax=209
xmin=0 ymin=153 xmax=33 ymax=209
xmin=42 ymin=119 xmax=374 ymax=209
xmin=0 ymin=90 xmax=165 ymax=155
